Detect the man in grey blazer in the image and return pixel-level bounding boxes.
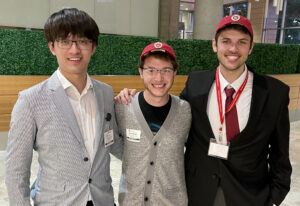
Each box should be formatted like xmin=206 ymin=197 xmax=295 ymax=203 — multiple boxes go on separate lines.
xmin=5 ymin=8 xmax=122 ymax=206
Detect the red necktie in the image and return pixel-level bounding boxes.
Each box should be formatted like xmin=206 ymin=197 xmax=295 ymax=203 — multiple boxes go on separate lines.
xmin=225 ymin=87 xmax=240 ymax=142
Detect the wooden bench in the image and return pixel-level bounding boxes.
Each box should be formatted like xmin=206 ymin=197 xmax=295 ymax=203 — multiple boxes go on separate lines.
xmin=0 ymin=74 xmax=299 ymax=131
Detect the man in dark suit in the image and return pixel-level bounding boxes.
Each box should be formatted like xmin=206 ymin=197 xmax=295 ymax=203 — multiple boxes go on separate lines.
xmin=181 ymin=14 xmax=292 ymax=206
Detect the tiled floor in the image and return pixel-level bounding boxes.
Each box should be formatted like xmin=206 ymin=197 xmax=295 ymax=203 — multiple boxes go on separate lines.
xmin=1 ymin=121 xmax=300 ymax=205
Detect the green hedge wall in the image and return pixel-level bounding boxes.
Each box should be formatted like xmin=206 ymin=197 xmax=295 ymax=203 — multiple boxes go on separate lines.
xmin=167 ymin=39 xmax=219 ymax=75
xmin=0 ymin=28 xmax=299 ymax=75
xmin=247 ymin=43 xmax=300 ymax=74
xmin=89 ymin=35 xmax=160 ymax=75
xmin=0 ymin=29 xmax=57 ymax=75
xmin=167 ymin=39 xmax=300 ymax=74
xmin=0 ymin=29 xmax=159 ymax=75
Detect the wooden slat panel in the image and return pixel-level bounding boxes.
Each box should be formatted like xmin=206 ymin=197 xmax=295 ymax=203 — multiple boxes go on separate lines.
xmin=289 ymin=99 xmax=299 ymax=110
xmin=0 ymin=95 xmax=18 ymax=114
xmin=0 ymin=76 xmax=48 ymax=95
xmin=0 ymin=74 xmax=299 ymax=131
xmin=270 ymin=74 xmax=300 ymax=86
xmin=289 ymin=86 xmax=299 ymax=100
xmin=0 ymin=114 xmax=11 ymax=131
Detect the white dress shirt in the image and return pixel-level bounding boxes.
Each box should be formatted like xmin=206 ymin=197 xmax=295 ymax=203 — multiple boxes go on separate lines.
xmin=57 ymin=69 xmax=98 ymax=162
xmin=207 ymin=66 xmax=253 ymax=144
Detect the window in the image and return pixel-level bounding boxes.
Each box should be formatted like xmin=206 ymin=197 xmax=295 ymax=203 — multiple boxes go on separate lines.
xmin=263 ymin=0 xmax=300 ymax=45
xmin=223 ymin=3 xmax=248 ymax=17
xmin=179 ymin=1 xmax=194 ymax=39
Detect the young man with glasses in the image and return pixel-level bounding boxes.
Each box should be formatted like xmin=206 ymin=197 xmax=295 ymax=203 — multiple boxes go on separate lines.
xmin=115 ymin=42 xmax=191 ymax=206
xmin=5 ymin=8 xmax=122 ymax=206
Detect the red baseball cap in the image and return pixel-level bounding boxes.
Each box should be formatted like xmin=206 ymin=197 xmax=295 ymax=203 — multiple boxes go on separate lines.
xmin=140 ymin=42 xmax=176 ymax=61
xmin=215 ymin=14 xmax=253 ymax=38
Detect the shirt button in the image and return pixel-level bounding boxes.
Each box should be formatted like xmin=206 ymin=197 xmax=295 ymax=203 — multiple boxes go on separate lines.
xmin=84 ymin=157 xmax=89 ymax=162
xmin=144 ymin=197 xmax=148 ymax=201
xmin=147 ymin=180 xmax=151 ymax=184
xmin=150 ymin=161 xmax=154 ymax=165
xmin=153 ymin=141 xmax=157 ymax=146
xmin=89 ymin=178 xmax=92 ymax=183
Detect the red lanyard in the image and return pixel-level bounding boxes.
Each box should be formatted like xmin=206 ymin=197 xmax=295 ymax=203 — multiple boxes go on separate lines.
xmin=215 ymin=66 xmax=248 ymax=133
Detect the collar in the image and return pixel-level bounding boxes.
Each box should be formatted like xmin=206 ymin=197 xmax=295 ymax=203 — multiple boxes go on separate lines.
xmin=219 ymin=65 xmax=248 ymax=92
xmin=56 ymin=68 xmax=93 ymax=92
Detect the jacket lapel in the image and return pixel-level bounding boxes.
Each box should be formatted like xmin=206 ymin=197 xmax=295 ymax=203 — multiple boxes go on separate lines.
xmin=48 ymin=72 xmax=85 ymax=148
xmin=92 ymin=79 xmax=105 ymax=157
xmin=194 ymin=70 xmax=216 ymax=140
xmin=241 ymin=73 xmax=268 ymax=135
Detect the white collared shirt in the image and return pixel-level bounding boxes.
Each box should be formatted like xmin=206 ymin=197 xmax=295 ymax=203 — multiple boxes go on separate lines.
xmin=207 ymin=66 xmax=253 ymax=143
xmin=57 ymin=69 xmax=98 ymax=163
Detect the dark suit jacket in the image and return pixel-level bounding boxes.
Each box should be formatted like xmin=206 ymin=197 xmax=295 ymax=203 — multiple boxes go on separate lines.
xmin=180 ymin=68 xmax=292 ymax=206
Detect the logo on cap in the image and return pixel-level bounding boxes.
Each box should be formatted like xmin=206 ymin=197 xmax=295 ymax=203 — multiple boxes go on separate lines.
xmin=231 ymin=15 xmax=241 ymax=21
xmin=154 ymin=42 xmax=163 ymax=49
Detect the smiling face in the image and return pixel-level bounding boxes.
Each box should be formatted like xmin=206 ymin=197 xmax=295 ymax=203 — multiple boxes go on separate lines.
xmin=213 ymin=28 xmax=254 ymax=79
xmin=48 ymin=34 xmax=96 ymax=79
xmin=139 ymin=55 xmax=177 ymax=106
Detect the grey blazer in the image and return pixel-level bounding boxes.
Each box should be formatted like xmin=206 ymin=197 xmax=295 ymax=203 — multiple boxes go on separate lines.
xmin=5 ymin=71 xmax=123 ymax=206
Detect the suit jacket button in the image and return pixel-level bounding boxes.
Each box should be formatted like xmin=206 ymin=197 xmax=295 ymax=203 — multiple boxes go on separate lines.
xmin=153 ymin=141 xmax=157 ymax=146
xmin=84 ymin=157 xmax=89 ymax=162
xmin=144 ymin=197 xmax=148 ymax=201
xmin=147 ymin=180 xmax=151 ymax=184
xmin=150 ymin=161 xmax=154 ymax=165
xmin=89 ymin=178 xmax=92 ymax=183
xmin=212 ymin=174 xmax=217 ymax=179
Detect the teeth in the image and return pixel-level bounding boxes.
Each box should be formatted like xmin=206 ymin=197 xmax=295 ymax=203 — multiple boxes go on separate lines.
xmin=153 ymin=85 xmax=164 ymax=88
xmin=227 ymin=56 xmax=238 ymax=60
xmin=69 ymin=58 xmax=80 ymax=61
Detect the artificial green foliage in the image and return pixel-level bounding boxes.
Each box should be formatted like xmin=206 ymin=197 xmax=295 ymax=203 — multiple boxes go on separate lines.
xmin=168 ymin=38 xmax=300 ymax=74
xmin=0 ymin=29 xmax=160 ymax=75
xmin=247 ymin=43 xmax=300 ymax=74
xmin=0 ymin=28 xmax=299 ymax=75
xmin=89 ymin=35 xmax=160 ymax=75
xmin=167 ymin=39 xmax=219 ymax=74
xmin=0 ymin=29 xmax=57 ymax=75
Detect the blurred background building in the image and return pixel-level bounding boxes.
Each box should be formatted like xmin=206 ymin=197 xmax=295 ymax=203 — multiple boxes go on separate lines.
xmin=0 ymin=0 xmax=299 ymax=44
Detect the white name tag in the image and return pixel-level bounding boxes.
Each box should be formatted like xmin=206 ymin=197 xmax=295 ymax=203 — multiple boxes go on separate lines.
xmin=126 ymin=129 xmax=141 ymax=142
xmin=104 ymin=130 xmax=114 ymax=147
xmin=208 ymin=138 xmax=229 ymax=160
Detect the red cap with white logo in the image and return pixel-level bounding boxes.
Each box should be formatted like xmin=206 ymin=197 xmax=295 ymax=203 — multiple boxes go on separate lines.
xmin=215 ymin=14 xmax=253 ymax=38
xmin=140 ymin=42 xmax=176 ymax=61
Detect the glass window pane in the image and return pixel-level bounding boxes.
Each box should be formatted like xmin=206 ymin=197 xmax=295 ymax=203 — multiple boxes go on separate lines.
xmin=223 ymin=3 xmax=247 ymax=17
xmin=284 ymin=29 xmax=300 ymax=44
xmin=284 ymin=0 xmax=300 ymax=27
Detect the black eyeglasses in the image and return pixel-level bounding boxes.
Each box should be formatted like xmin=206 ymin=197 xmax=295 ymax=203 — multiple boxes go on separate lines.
xmin=55 ymin=39 xmax=93 ymax=50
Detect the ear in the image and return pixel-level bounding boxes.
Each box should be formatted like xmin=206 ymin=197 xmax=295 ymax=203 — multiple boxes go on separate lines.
xmin=139 ymin=68 xmax=144 ymax=79
xmin=48 ymin=42 xmax=56 ymax=56
xmin=212 ymin=39 xmax=217 ymax=53
xmin=173 ymin=69 xmax=177 ymax=77
xmin=91 ymin=43 xmax=97 ymax=55
xmin=248 ymin=41 xmax=255 ymax=55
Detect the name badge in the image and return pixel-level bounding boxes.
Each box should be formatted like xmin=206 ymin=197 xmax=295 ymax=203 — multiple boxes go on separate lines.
xmin=126 ymin=129 xmax=141 ymax=142
xmin=104 ymin=130 xmax=114 ymax=147
xmin=208 ymin=138 xmax=229 ymax=160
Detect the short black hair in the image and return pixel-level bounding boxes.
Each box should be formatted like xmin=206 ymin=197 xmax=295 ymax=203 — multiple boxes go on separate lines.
xmin=44 ymin=8 xmax=100 ymax=45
